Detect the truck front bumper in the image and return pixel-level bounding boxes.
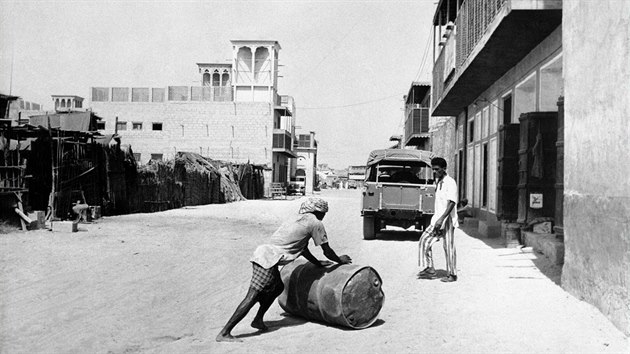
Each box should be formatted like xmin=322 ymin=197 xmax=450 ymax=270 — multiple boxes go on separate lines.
xmin=361 ymin=209 xmax=431 ymax=221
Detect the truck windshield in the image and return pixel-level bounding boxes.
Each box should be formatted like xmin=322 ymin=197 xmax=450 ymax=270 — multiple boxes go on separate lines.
xmin=365 ymin=162 xmax=433 ymax=184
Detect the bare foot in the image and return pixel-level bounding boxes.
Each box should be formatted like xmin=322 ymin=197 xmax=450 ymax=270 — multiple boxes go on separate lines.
xmin=216 ymin=333 xmax=243 ymax=342
xmin=251 ymin=319 xmax=268 ymax=331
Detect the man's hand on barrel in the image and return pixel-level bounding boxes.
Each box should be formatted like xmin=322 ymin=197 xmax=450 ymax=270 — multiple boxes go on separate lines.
xmin=338 ymin=255 xmax=352 ymax=264
xmin=322 ymin=243 xmax=352 ymax=265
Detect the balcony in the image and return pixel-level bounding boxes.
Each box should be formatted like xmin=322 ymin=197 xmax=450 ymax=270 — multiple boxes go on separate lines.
xmin=432 ymin=0 xmax=561 ymax=116
xmin=272 ymin=129 xmax=297 ymax=157
xmin=405 ymin=107 xmax=431 ymax=147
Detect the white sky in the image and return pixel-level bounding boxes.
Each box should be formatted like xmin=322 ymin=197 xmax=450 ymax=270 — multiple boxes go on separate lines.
xmin=0 ymin=0 xmax=437 ymax=169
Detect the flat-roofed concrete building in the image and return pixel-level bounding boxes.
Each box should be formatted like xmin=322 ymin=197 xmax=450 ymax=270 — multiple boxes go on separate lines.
xmin=89 ymin=40 xmax=297 ymax=190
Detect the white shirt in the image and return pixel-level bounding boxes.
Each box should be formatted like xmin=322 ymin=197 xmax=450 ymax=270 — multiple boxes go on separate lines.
xmin=250 ymin=213 xmax=328 ymax=269
xmin=431 ymin=174 xmax=459 ymax=229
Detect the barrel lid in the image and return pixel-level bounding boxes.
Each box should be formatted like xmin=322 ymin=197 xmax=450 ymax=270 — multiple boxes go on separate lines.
xmin=340 ymin=266 xmax=384 ymax=329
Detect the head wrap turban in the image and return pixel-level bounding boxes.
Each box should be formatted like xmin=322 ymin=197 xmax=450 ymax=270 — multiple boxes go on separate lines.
xmin=299 ymin=197 xmax=329 ymax=214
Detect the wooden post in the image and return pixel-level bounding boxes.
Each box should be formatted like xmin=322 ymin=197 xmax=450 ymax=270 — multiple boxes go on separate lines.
xmin=47 ymin=115 xmax=56 ymax=221
xmin=14 ymin=192 xmax=28 ymax=230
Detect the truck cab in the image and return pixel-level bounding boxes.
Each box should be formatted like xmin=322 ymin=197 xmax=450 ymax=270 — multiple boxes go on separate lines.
xmin=361 ymin=149 xmax=436 ymax=240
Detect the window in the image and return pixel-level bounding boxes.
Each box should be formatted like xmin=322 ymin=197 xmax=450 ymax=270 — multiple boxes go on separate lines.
xmin=488 ymin=137 xmax=497 ymax=212
xmin=490 ymin=99 xmax=498 ymax=134
xmin=474 ymin=111 xmax=481 ymax=141
xmin=150 ymin=154 xmax=163 ymax=161
xmin=298 ymin=135 xmax=312 ymax=148
xmin=540 ymin=53 xmax=563 ymax=111
xmin=473 ymin=144 xmax=481 ymax=208
xmin=468 ymin=119 xmax=474 ymax=144
xmin=514 ymin=72 xmax=537 ymax=123
xmin=466 ymin=146 xmax=474 ymax=204
xmin=482 ymin=143 xmax=488 ymax=207
xmin=97 ymin=122 xmax=106 ymax=130
xmin=132 ymin=122 xmax=143 ymax=130
xmin=92 ymin=87 xmax=109 ymax=102
xmin=116 ymin=121 xmax=127 ymax=131
xmin=482 ymin=107 xmax=489 ymax=139
xmin=152 ymin=123 xmax=163 ymax=131
xmin=502 ymin=93 xmax=512 ymax=125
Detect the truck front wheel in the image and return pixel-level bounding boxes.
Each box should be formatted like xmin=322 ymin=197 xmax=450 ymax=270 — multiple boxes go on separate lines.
xmin=363 ymin=216 xmax=378 ymax=240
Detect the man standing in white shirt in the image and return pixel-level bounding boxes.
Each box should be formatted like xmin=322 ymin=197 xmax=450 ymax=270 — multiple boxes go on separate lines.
xmin=418 ymin=157 xmax=459 ymax=282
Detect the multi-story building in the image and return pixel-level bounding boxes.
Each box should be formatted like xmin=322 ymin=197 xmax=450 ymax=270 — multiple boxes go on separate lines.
xmin=429 ymin=0 xmax=629 ymax=335
xmin=431 ymin=0 xmax=562 ymax=236
xmin=292 ymin=131 xmax=318 ymax=195
xmin=89 ymin=40 xmax=296 ymax=189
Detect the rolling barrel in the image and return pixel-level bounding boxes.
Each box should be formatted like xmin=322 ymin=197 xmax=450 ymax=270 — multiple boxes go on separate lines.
xmin=278 ymin=259 xmax=384 ymax=329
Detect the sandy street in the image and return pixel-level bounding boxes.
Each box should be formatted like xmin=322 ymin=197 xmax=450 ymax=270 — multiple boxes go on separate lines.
xmin=0 ymin=189 xmax=628 ymax=353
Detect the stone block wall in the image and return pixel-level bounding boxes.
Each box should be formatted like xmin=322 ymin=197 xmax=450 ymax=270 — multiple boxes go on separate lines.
xmin=90 ymin=101 xmax=273 ymax=166
xmin=561 ymin=0 xmax=630 ymax=335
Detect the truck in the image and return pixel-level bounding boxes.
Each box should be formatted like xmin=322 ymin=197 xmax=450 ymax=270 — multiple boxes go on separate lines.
xmin=360 ymin=149 xmax=436 ymax=240
xmin=288 ymin=176 xmax=306 ymax=195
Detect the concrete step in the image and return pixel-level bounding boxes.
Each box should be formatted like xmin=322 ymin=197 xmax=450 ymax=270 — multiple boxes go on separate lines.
xmin=521 ymin=231 xmax=565 ymax=265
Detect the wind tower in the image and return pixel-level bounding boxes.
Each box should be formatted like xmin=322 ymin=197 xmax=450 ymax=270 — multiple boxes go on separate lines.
xmin=230 ymin=40 xmax=281 ymax=102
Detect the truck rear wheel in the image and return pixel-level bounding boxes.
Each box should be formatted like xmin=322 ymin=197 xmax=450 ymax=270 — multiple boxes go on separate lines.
xmin=363 ymin=216 xmax=378 ymax=240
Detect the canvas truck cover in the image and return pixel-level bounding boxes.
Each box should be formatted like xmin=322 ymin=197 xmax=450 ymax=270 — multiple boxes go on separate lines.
xmin=366 ymin=149 xmax=434 ymax=167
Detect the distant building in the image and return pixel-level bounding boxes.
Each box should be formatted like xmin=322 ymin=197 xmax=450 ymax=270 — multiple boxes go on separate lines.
xmin=89 ymin=40 xmax=297 ymax=192
xmin=292 ymin=131 xmax=318 ymax=195
xmin=347 ymin=165 xmax=366 ymax=188
xmin=1 ymin=93 xmax=45 ymax=125
xmin=52 ymin=95 xmax=84 ymax=111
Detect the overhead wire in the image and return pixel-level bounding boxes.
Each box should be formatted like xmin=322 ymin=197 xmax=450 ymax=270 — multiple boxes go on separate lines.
xmin=413 ymin=26 xmax=434 ymax=82
xmin=284 ymin=18 xmax=362 ymax=93
xmin=300 ymin=93 xmax=404 ymax=110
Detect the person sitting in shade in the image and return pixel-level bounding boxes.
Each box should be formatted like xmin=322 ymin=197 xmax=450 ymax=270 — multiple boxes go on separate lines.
xmin=216 ymin=197 xmax=352 ymax=342
xmin=457 ymin=198 xmax=472 ymax=224
xmin=72 ymin=200 xmax=90 ymax=223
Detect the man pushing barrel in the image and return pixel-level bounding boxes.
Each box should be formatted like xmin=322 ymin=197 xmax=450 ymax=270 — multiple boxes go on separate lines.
xmin=216 ymin=197 xmax=352 ymax=342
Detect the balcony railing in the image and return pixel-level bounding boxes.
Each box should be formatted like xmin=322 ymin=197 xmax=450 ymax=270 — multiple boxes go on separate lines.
xmin=433 ymin=0 xmax=507 ymax=109
xmin=431 ymin=0 xmax=561 ymax=115
xmin=405 ymin=107 xmax=430 ymax=145
xmin=91 ymin=86 xmax=233 ymax=103
xmin=455 ymin=0 xmax=507 ymax=69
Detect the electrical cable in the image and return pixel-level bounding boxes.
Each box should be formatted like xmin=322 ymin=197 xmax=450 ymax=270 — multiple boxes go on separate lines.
xmin=300 ymin=93 xmax=404 ymax=110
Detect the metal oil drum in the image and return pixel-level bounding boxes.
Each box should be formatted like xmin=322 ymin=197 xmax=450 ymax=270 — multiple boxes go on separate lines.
xmin=278 ymin=259 xmax=384 ymax=329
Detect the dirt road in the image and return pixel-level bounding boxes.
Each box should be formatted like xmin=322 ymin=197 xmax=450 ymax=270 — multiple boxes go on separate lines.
xmin=1 ymin=189 xmax=628 ymax=353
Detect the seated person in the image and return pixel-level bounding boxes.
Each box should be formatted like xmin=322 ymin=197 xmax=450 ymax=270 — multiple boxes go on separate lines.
xmin=391 ymin=169 xmax=421 ymax=183
xmin=457 ymin=198 xmax=472 ymax=224
xmin=72 ymin=200 xmax=90 ymax=223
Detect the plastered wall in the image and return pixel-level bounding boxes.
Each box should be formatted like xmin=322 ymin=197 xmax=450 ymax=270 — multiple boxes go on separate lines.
xmin=561 ymin=0 xmax=630 ymax=335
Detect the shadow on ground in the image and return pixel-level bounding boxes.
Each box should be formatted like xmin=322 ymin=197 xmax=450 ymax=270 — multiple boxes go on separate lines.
xmin=370 ymin=229 xmax=421 ymax=242
xmin=460 ymin=220 xmax=562 ymax=286
xmin=234 ymin=314 xmax=308 ymax=339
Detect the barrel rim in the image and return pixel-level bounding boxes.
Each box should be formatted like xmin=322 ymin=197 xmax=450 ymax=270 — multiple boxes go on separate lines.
xmin=340 ymin=265 xmax=384 ymax=329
